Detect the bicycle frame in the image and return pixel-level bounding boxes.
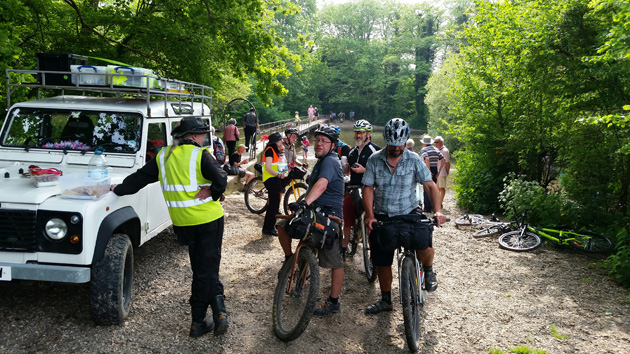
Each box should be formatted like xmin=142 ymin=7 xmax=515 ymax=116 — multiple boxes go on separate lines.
xmin=525 ymin=225 xmax=582 ymax=246
xmin=286 ymin=240 xmax=312 ymax=294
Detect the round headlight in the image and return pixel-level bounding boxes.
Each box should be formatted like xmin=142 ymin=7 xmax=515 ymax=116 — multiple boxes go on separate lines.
xmin=45 ymin=218 xmax=68 ymax=240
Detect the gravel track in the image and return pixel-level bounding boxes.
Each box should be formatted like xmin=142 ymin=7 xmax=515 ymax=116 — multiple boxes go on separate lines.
xmin=1 ymin=188 xmax=629 ymax=353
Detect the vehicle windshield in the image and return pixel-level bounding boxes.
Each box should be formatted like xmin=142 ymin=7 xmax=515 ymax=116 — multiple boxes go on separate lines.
xmin=1 ymin=108 xmax=142 ymax=153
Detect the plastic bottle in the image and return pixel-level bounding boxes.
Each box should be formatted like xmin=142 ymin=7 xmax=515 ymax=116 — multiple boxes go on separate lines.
xmin=88 ymin=148 xmax=108 ymax=179
xmin=278 ymin=153 xmax=289 ymax=176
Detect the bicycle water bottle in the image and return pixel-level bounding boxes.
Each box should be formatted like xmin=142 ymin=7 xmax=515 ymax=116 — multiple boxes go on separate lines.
xmin=88 ymin=148 xmax=108 ymax=179
xmin=278 ymin=153 xmax=289 ymax=176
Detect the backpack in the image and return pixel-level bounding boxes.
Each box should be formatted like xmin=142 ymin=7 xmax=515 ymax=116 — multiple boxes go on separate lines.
xmin=212 ymin=136 xmax=226 ymax=164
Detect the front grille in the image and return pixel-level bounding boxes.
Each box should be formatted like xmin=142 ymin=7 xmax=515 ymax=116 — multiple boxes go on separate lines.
xmin=0 ymin=210 xmax=37 ymax=251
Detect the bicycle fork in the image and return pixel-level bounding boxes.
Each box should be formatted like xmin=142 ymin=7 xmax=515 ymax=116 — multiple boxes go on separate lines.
xmin=397 ymin=251 xmax=425 ymax=306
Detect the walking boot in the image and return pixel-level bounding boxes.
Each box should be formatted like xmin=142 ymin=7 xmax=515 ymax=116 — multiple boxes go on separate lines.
xmin=190 ymin=317 xmax=215 ymax=338
xmin=211 ymin=294 xmax=229 ymax=335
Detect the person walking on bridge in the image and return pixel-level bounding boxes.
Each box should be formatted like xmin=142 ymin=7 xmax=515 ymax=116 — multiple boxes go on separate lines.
xmin=242 ymin=108 xmax=259 ymax=152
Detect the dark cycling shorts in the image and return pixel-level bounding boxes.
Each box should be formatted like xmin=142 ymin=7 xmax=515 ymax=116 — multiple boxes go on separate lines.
xmin=369 ymin=208 xmax=433 ymax=267
xmin=342 ymin=195 xmax=356 ymax=227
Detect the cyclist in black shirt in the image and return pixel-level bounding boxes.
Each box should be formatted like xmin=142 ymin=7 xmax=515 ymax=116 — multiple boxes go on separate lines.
xmin=342 ymin=120 xmax=380 ymax=253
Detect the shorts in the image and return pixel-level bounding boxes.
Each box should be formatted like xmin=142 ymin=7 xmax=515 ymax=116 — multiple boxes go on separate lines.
xmin=437 ymin=176 xmax=447 ymax=189
xmin=342 ymin=195 xmax=356 ymax=227
xmin=237 ymin=167 xmax=247 ymax=178
xmin=369 ymin=209 xmax=433 ymax=267
xmin=277 ymin=216 xmax=343 ymax=269
xmin=302 ymin=147 xmax=308 ymax=152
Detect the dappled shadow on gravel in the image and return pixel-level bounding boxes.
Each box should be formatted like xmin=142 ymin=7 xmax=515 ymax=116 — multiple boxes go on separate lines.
xmin=1 ymin=189 xmax=629 ymax=353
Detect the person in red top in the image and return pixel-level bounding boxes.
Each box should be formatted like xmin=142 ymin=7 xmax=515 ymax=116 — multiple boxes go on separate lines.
xmin=222 ymin=118 xmax=240 ymax=156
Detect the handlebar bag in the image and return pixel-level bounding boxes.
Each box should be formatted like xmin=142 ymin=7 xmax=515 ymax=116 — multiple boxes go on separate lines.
xmin=288 ymin=166 xmax=307 ymax=180
xmin=371 ymin=213 xmax=433 ymax=252
xmin=285 ymin=208 xmax=340 ymax=250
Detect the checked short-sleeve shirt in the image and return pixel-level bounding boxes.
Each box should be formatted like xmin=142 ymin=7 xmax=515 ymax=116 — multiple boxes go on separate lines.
xmin=362 ymin=148 xmax=432 ymax=217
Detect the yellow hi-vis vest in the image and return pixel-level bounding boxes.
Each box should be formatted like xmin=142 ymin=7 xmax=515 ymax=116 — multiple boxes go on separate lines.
xmin=156 ymin=145 xmax=223 ymax=226
xmin=262 ymin=146 xmax=280 ymax=182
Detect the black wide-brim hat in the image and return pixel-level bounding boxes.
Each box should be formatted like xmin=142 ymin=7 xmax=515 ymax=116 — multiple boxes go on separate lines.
xmin=171 ymin=117 xmax=210 ymax=137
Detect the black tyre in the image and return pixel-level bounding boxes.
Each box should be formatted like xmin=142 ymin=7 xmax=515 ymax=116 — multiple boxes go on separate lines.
xmin=362 ymin=215 xmax=377 ymax=283
xmin=346 ymin=225 xmax=359 ymax=257
xmin=498 ymin=231 xmax=541 ymax=252
xmin=90 ymin=233 xmax=133 ymax=325
xmin=244 ymin=176 xmax=268 ymax=214
xmin=248 ymin=133 xmax=258 ymax=160
xmin=401 ymin=257 xmax=421 ymax=353
xmin=282 ymin=182 xmax=308 ymax=215
xmin=473 ymin=223 xmax=508 ymax=238
xmin=569 ymin=231 xmax=613 ymax=253
xmin=455 ymin=214 xmax=484 ymax=226
xmin=273 ymin=248 xmax=319 ymax=342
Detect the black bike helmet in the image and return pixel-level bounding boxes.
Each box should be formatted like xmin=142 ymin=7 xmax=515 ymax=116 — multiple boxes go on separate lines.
xmin=284 ymin=127 xmax=299 ymax=137
xmin=314 ymin=126 xmax=338 ymax=146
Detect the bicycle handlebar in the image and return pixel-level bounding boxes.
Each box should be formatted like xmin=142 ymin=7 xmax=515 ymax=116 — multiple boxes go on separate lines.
xmin=371 ymin=217 xmax=450 ymax=229
xmin=276 ymin=213 xmax=342 ymax=224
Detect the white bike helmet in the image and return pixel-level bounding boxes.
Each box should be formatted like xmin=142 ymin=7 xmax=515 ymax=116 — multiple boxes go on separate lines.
xmin=383 ymin=118 xmax=410 ymax=146
xmin=353 ymin=119 xmax=373 ymax=133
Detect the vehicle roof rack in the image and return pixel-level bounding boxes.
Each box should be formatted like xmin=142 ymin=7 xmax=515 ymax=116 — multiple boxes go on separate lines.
xmin=5 ymin=69 xmax=213 ymax=118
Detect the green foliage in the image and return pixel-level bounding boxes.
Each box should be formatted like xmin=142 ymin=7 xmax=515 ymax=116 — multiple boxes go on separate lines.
xmin=549 ymin=325 xmax=569 ymax=340
xmin=604 ymin=228 xmax=630 ymax=287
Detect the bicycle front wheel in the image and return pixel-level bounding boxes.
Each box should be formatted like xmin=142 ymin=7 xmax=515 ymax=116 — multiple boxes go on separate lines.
xmin=346 ymin=224 xmax=359 ymax=257
xmin=498 ymin=231 xmax=541 ymax=252
xmin=473 ymin=223 xmax=508 ymax=238
xmin=282 ymin=182 xmax=308 ymax=215
xmin=272 ymin=248 xmax=320 ymax=342
xmin=244 ymin=176 xmax=268 ymax=214
xmin=401 ymin=256 xmax=422 ymax=353
xmin=455 ymin=214 xmax=484 ymax=226
xmin=569 ymin=231 xmax=613 ymax=253
xmin=362 ymin=216 xmax=377 ymax=283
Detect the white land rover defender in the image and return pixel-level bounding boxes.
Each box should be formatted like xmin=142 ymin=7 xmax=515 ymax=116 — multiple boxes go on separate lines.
xmin=0 ymin=66 xmax=214 ymax=324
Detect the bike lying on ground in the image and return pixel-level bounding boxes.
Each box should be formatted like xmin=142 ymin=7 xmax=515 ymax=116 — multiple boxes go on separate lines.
xmin=272 ymin=209 xmax=341 ymax=342
xmin=497 ymin=210 xmax=613 ymax=253
xmin=372 ymin=216 xmax=448 ymax=353
xmin=244 ymin=164 xmax=308 ymax=215
xmin=454 ymin=214 xmax=498 ymax=227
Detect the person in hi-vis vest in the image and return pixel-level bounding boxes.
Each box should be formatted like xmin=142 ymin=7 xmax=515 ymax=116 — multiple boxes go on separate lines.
xmin=112 ymin=117 xmax=228 ymax=338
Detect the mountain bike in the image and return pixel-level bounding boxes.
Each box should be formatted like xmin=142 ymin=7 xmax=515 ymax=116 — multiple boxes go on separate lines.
xmin=244 ymin=165 xmax=308 ymax=215
xmin=454 ymin=214 xmax=486 ymax=227
xmin=372 ymin=216 xmax=446 ymax=353
xmin=497 ymin=210 xmax=613 ymax=253
xmin=272 ymin=211 xmax=341 ymax=342
xmin=344 ymin=185 xmax=377 ymax=283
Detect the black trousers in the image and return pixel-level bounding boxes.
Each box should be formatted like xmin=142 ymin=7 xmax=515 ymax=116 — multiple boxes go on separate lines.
xmin=173 ymin=217 xmax=225 ymax=322
xmin=244 ymin=125 xmax=257 ymax=149
xmin=225 ymin=140 xmax=236 ymax=157
xmin=263 ymin=177 xmax=284 ymax=232
xmin=423 ymin=166 xmax=439 ymax=212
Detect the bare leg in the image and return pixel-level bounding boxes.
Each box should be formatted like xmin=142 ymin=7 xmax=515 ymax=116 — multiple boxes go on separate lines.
xmin=416 ymin=247 xmax=434 ymax=267
xmin=277 ymin=226 xmax=292 ymax=256
xmin=376 ymin=266 xmax=393 ymax=292
xmin=330 ymin=267 xmax=344 ymax=298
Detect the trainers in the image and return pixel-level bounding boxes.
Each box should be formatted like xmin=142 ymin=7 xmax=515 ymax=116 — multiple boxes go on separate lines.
xmin=424 ymin=269 xmax=438 ymax=292
xmin=189 ymin=317 xmax=215 ymax=338
xmin=365 ymin=299 xmax=393 ymax=314
xmin=313 ymin=300 xmax=340 ymax=316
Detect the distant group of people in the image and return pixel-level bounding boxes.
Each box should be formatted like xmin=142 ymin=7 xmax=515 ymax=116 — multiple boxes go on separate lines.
xmin=405 ymin=135 xmax=450 ymax=211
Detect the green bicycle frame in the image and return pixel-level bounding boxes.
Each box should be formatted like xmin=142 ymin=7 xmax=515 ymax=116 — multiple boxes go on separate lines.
xmin=525 ymin=225 xmax=581 ymax=246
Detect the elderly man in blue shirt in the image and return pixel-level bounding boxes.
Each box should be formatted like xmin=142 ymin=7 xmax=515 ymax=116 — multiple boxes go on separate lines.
xmin=362 ymin=118 xmax=446 ymax=314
